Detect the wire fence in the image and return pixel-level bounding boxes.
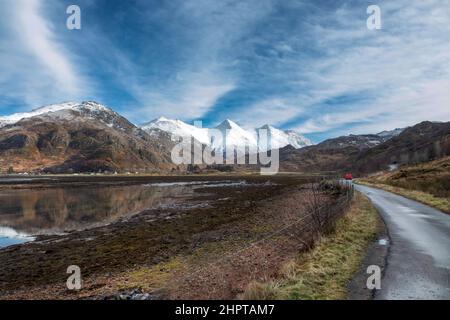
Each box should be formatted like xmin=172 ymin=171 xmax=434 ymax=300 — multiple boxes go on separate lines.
xmin=165 ymin=178 xmax=355 ymax=299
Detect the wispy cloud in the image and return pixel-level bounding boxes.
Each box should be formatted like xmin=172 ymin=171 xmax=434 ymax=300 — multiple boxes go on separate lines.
xmin=0 ymin=0 xmax=449 ymax=140
xmin=0 ymin=0 xmax=88 ymax=110
xmin=115 ymin=0 xmax=274 ymax=122
xmin=16 ymin=0 xmax=81 ymax=93
xmin=291 ymin=0 xmax=450 ymax=135
xmin=131 ymin=80 xmax=236 ymax=121
xmin=223 ymin=98 xmax=304 ymax=129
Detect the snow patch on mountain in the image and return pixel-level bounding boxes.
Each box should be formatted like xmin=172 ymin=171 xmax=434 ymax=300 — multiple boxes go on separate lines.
xmin=0 ymin=102 xmax=313 ymax=152
xmin=141 ymin=117 xmax=312 ymax=152
xmin=142 ymin=117 xmax=210 ymax=145
xmin=257 ymin=125 xmax=312 ymax=151
xmin=0 ymin=102 xmax=77 ymax=127
xmin=0 ymin=101 xmax=116 ymax=127
xmin=376 ymin=128 xmax=405 ymax=140
xmin=0 ymin=101 xmax=133 ymax=135
xmin=212 ymin=120 xmax=258 ymax=152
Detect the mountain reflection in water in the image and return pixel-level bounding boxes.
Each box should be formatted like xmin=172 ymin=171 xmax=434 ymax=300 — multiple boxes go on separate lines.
xmin=0 ymin=184 xmax=194 ymax=237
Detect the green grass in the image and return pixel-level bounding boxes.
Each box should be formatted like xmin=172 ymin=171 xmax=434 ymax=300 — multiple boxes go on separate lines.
xmin=115 ymin=256 xmax=185 ymax=291
xmin=241 ymin=193 xmax=380 ymax=300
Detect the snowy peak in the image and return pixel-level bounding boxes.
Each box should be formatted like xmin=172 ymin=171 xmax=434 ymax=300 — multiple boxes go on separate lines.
xmin=284 ymin=130 xmax=313 ymax=148
xmin=215 ymin=119 xmax=241 ymax=130
xmin=257 ymin=124 xmax=282 ymax=134
xmin=211 ymin=120 xmax=257 ymax=152
xmin=30 ymin=101 xmax=111 ymax=114
xmin=0 ymin=101 xmax=138 ymax=136
xmin=28 ymin=101 xmax=79 ymax=114
xmin=141 ymin=117 xmax=312 ymax=152
xmin=376 ymin=128 xmax=405 ymax=140
xmin=142 ymin=116 xmax=210 ymax=145
xmin=0 ymin=102 xmax=78 ymax=127
xmin=0 ymin=101 xmax=117 ymax=128
xmin=0 ymin=102 xmax=312 ymax=153
xmin=256 ymin=125 xmax=312 ymax=150
xmin=155 ymin=116 xmax=170 ymax=122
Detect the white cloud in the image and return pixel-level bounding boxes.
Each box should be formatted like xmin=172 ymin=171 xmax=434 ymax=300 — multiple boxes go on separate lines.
xmin=17 ymin=0 xmax=80 ymax=92
xmin=117 ymin=0 xmax=274 ymax=122
xmin=1 ymin=0 xmax=449 ymax=138
xmin=0 ymin=0 xmax=88 ymax=110
xmin=225 ymin=98 xmax=304 ymax=129
xmin=293 ymin=0 xmax=450 ymax=135
xmin=134 ymin=81 xmax=236 ymax=120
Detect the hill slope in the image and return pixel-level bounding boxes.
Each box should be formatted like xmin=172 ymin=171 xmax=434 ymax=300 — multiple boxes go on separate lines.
xmin=357 ymin=156 xmax=450 ymax=213
xmin=354 ymin=121 xmax=450 ymax=173
xmin=0 ymin=102 xmax=175 ymax=173
xmin=280 ymin=121 xmax=450 ymax=174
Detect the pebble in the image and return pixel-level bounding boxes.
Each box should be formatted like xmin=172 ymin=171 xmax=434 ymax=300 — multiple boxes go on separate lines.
xmin=106 ymin=288 xmax=163 ymax=300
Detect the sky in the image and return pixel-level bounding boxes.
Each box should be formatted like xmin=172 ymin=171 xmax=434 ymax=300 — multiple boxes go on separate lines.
xmin=0 ymin=0 xmax=449 ymax=142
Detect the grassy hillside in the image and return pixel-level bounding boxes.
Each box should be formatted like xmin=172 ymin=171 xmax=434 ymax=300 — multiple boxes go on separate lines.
xmin=358 ymin=156 xmax=450 ymax=213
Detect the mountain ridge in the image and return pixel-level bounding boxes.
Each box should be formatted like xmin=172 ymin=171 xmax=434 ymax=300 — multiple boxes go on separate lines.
xmin=142 ymin=116 xmax=313 ymax=152
xmin=1 ymin=101 xmax=446 ymax=175
xmin=279 ymin=121 xmax=450 ymax=174
xmin=0 ymin=101 xmax=176 ymax=173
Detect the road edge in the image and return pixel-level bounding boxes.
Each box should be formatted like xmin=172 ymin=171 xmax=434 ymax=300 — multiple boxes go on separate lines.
xmin=347 ymin=191 xmax=390 ymax=300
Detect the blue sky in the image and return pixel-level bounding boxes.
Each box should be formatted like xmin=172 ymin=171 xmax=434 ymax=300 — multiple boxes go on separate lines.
xmin=0 ymin=0 xmax=450 ymax=142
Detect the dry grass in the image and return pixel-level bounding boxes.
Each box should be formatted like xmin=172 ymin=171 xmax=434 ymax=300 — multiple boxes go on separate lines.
xmin=242 ymin=281 xmax=281 ymax=300
xmin=356 ymin=157 xmax=450 ymax=214
xmin=240 ymin=193 xmax=380 ymax=300
xmin=357 ymin=180 xmax=450 ymax=214
xmin=115 ymin=256 xmax=185 ymax=292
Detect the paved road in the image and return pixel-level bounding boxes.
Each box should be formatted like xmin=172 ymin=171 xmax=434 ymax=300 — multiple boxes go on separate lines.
xmin=355 ymin=184 xmax=450 ymax=300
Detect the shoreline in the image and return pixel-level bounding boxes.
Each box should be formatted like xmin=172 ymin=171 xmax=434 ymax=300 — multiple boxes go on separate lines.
xmin=0 ymin=175 xmax=318 ymax=299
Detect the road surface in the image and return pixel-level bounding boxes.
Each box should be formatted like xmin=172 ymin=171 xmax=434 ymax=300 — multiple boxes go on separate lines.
xmin=355 ymin=184 xmax=450 ymax=300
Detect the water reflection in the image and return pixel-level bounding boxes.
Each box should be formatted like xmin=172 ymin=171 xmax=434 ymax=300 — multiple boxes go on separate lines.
xmin=0 ymin=226 xmax=34 ymax=248
xmin=0 ymin=184 xmax=194 ymax=238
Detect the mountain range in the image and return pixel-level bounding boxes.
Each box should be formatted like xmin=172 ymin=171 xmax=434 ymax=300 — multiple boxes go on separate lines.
xmin=279 ymin=121 xmax=450 ymax=174
xmin=142 ymin=117 xmax=312 ymax=152
xmin=0 ymin=101 xmax=310 ymax=173
xmin=1 ymin=101 xmax=449 ymax=174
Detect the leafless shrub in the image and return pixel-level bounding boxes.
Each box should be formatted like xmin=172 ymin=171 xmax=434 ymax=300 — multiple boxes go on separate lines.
xmin=306 ymin=178 xmax=354 ymax=239
xmin=167 ymin=179 xmax=354 ymax=299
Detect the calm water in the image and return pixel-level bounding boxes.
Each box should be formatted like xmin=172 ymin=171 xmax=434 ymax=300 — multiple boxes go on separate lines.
xmin=0 ymin=180 xmax=250 ymax=248
xmin=0 ymin=183 xmax=196 ymax=248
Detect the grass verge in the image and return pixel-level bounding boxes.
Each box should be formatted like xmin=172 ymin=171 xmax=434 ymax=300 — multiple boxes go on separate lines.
xmin=241 ymin=192 xmax=380 ymax=300
xmin=356 ymin=179 xmax=450 ymax=214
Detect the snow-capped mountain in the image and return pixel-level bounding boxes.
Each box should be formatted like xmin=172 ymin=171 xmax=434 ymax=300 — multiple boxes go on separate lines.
xmin=285 ymin=130 xmax=313 ymax=148
xmin=0 ymin=102 xmax=80 ymax=127
xmin=141 ymin=117 xmax=312 ymax=152
xmin=212 ymin=119 xmax=258 ymax=152
xmin=0 ymin=101 xmax=128 ymax=131
xmin=142 ymin=116 xmax=210 ymax=145
xmin=0 ymin=101 xmax=175 ymax=173
xmin=376 ymin=128 xmax=405 ymax=140
xmin=257 ymin=125 xmax=312 ymax=151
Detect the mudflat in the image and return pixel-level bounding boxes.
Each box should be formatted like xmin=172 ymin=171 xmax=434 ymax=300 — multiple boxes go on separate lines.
xmin=0 ymin=174 xmax=336 ymax=299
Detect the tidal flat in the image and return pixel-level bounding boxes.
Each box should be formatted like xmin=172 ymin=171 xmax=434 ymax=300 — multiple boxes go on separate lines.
xmin=0 ymin=174 xmax=340 ymax=299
